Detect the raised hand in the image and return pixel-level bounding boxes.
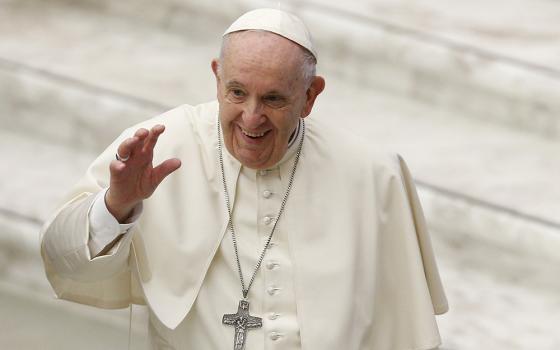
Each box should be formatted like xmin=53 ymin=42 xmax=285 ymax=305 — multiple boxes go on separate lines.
xmin=105 ymin=124 xmax=181 ymax=223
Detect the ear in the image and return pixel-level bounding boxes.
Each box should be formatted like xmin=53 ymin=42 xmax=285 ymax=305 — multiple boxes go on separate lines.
xmin=211 ymin=59 xmax=222 ymax=98
xmin=211 ymin=58 xmax=220 ymax=81
xmin=302 ymin=76 xmax=325 ymax=118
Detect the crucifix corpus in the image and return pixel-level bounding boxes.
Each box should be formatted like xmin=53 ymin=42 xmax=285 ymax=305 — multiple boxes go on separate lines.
xmin=222 ymin=300 xmax=263 ymax=350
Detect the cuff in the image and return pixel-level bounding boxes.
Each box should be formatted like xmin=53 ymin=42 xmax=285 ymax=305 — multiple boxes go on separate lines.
xmin=88 ymin=188 xmax=143 ymax=256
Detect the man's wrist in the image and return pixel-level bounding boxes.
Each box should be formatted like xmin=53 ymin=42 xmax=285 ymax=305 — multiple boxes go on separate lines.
xmin=104 ymin=189 xmax=138 ymax=224
xmin=88 ymin=189 xmax=143 ymax=257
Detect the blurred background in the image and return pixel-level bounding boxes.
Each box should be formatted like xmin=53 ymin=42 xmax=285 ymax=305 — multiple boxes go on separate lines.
xmin=1 ymin=0 xmax=559 ymax=348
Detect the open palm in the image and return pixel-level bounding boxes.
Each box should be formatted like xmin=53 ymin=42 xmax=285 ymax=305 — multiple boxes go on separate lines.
xmin=105 ymin=124 xmax=181 ymax=222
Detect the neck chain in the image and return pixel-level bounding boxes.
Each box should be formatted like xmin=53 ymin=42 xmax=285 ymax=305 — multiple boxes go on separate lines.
xmin=217 ymin=118 xmax=305 ymax=299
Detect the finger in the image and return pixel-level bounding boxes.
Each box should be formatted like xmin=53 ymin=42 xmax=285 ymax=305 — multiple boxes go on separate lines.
xmin=116 ymin=136 xmax=140 ymax=161
xmin=142 ymin=124 xmax=166 ymax=154
xmin=134 ymin=128 xmax=149 ymax=139
xmin=128 ymin=128 xmax=150 ymax=158
xmin=116 ymin=128 xmax=150 ymax=163
xmin=109 ymin=159 xmax=127 ymax=178
xmin=152 ymin=158 xmax=182 ymax=187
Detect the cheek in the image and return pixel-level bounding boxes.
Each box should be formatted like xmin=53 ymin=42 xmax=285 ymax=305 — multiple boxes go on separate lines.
xmin=220 ymin=103 xmax=240 ymax=124
xmin=274 ymin=111 xmax=300 ymax=135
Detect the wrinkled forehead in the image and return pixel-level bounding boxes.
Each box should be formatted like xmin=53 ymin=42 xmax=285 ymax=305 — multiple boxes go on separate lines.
xmin=220 ymin=31 xmax=306 ymax=93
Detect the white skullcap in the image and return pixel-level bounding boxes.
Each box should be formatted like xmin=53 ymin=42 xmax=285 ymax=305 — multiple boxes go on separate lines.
xmin=223 ymin=8 xmax=317 ymax=61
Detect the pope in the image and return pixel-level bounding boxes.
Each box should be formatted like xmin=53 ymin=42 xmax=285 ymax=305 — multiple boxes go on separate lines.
xmin=41 ymin=8 xmax=448 ymax=350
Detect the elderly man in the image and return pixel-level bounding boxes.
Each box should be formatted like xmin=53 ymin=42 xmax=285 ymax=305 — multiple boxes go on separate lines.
xmin=41 ymin=8 xmax=448 ymax=350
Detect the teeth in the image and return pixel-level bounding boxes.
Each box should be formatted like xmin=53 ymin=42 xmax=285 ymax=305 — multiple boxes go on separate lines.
xmin=241 ymin=129 xmax=266 ymax=137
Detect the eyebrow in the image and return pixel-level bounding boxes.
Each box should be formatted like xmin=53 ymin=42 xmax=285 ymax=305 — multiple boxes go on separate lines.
xmin=263 ymin=90 xmax=285 ymax=96
xmin=225 ymin=80 xmax=244 ymax=88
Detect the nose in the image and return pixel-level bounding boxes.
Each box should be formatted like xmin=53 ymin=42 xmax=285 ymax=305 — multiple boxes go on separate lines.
xmin=242 ymin=98 xmax=266 ymax=129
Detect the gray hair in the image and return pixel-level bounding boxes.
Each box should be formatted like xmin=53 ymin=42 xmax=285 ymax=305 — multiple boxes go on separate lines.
xmin=218 ymin=30 xmax=317 ymax=87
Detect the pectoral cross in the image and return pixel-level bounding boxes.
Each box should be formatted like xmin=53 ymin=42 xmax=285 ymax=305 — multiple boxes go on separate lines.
xmin=222 ymin=300 xmax=262 ymax=350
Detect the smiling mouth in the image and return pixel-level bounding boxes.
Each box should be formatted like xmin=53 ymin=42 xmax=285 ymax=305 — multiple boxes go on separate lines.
xmin=240 ymin=127 xmax=269 ymax=139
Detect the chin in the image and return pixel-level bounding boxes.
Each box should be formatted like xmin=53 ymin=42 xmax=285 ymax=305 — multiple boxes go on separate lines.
xmin=238 ymin=151 xmax=278 ymax=169
xmin=239 ymin=156 xmax=271 ymax=169
xmin=231 ymin=143 xmax=277 ymax=170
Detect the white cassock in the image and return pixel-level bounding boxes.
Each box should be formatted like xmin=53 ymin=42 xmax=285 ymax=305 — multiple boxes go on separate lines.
xmin=41 ymin=101 xmax=448 ymax=350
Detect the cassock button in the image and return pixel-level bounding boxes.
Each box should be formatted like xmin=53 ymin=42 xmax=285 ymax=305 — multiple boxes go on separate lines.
xmin=266 ymin=261 xmax=277 ymax=270
xmin=263 ymin=190 xmax=272 ymax=198
xmin=263 ymin=216 xmax=273 ymax=225
xmin=269 ymin=332 xmax=281 ymax=341
xmin=268 ymin=312 xmax=280 ymax=320
xmin=267 ymin=286 xmax=280 ymax=295
xmin=259 ymin=169 xmax=268 ymax=176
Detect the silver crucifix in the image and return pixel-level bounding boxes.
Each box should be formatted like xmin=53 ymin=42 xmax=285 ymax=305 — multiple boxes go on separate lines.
xmin=222 ymin=300 xmax=262 ymax=350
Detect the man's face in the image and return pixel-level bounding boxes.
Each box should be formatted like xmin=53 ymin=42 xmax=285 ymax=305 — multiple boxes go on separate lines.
xmin=212 ymin=31 xmax=323 ymax=169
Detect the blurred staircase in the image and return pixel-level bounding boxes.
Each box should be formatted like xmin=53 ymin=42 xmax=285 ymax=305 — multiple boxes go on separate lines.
xmin=1 ymin=0 xmax=559 ymax=349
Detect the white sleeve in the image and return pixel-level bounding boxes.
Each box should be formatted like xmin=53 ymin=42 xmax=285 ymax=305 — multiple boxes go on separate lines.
xmin=88 ymin=188 xmax=143 ymax=256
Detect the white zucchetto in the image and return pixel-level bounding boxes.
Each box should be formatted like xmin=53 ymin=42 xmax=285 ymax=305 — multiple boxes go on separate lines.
xmin=223 ymin=8 xmax=317 ymax=60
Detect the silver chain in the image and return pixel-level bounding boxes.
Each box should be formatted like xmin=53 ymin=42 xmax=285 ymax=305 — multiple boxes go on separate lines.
xmin=217 ymin=118 xmax=305 ymax=299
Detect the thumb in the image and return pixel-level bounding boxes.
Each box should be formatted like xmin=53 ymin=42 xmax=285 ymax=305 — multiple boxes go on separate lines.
xmin=152 ymin=158 xmax=182 ymax=187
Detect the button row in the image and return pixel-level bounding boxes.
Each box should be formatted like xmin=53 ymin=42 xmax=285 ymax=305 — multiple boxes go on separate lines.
xmin=267 ymin=286 xmax=281 ymax=296
xmin=266 ymin=261 xmax=279 ymax=270
xmin=269 ymin=332 xmax=284 ymax=341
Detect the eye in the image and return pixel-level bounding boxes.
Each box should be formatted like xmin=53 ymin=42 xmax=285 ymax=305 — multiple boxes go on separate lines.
xmin=226 ymin=88 xmax=246 ymax=103
xmin=232 ymin=89 xmax=244 ymax=97
xmin=263 ymin=95 xmax=287 ymax=108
